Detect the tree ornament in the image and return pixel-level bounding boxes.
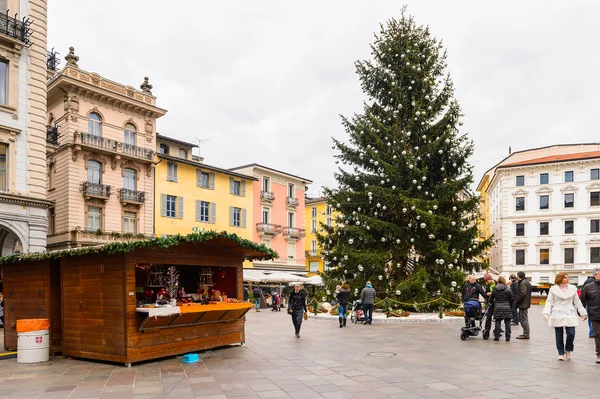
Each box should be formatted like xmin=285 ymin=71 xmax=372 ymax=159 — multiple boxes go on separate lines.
xmin=348 ymin=238 xmax=354 ymax=245
xmin=420 ymin=223 xmax=426 ymax=228
xmin=378 ymin=275 xmax=383 ymax=280
xmin=396 ymin=290 xmax=401 ymax=295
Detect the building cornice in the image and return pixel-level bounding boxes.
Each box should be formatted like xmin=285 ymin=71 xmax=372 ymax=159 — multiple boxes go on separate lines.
xmin=502 ymin=210 xmax=600 ymax=220
xmin=0 ymin=192 xmax=54 ymax=208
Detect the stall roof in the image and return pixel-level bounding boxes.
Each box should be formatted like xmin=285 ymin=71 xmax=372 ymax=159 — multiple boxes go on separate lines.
xmin=0 ymin=231 xmax=278 ymax=266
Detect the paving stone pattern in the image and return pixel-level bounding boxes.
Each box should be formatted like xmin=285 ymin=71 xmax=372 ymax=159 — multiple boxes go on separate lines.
xmin=0 ymin=306 xmax=598 ymax=398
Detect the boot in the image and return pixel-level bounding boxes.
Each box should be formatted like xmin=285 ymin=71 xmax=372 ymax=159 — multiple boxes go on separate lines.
xmin=339 ymin=318 xmax=343 ymax=328
xmin=343 ymin=318 xmax=347 ymax=327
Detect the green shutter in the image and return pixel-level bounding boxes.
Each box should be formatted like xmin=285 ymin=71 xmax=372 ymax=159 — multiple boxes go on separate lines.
xmin=160 ymin=194 xmax=166 ymax=217
xmin=241 ymin=208 xmax=247 ymax=228
xmin=229 ymin=206 xmax=234 ymax=226
xmin=210 ymin=203 xmax=216 ymax=223
xmin=241 ymin=180 xmax=246 ymax=197
xmin=209 ymin=172 xmax=215 ymax=190
xmin=195 ymin=200 xmax=201 ymax=221
xmin=178 ymin=197 xmax=184 ymax=218
xmin=229 ymin=177 xmax=234 ymax=194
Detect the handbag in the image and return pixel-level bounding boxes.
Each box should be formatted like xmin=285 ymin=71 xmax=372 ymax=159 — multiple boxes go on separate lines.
xmin=303 ymin=312 xmax=308 ymax=321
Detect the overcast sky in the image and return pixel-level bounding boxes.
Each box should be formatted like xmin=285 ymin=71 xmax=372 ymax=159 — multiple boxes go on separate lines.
xmin=48 ymin=1 xmax=600 ymax=196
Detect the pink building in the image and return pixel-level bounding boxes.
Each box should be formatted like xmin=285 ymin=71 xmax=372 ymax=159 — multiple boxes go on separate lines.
xmin=229 ymin=164 xmax=312 ymax=273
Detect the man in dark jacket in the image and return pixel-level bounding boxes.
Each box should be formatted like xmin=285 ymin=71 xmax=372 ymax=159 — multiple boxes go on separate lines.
xmin=360 ymin=281 xmax=376 ymax=325
xmin=514 ymin=271 xmax=532 ymax=339
xmin=583 ymin=274 xmax=596 ymax=338
xmin=461 ymin=275 xmax=486 ymax=303
xmin=252 ymin=287 xmax=262 ymax=312
xmin=509 ymin=274 xmax=520 ymax=325
xmin=580 ymin=267 xmax=600 ymax=362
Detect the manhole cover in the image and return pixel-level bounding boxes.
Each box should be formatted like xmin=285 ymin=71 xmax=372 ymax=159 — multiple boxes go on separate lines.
xmin=367 ymin=351 xmax=396 ymax=357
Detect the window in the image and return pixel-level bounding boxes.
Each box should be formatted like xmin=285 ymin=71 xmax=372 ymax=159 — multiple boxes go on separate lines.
xmin=197 ymin=170 xmax=209 ymax=188
xmin=564 ymin=193 xmax=574 ymax=208
xmin=288 ymin=212 xmax=295 ymax=228
xmin=233 ymin=180 xmax=240 ymax=195
xmin=87 ymin=160 xmax=101 ymax=184
xmin=540 ymin=173 xmax=549 ymax=185
xmin=288 ymin=183 xmax=295 ymax=198
xmin=88 ymin=112 xmax=102 ymax=137
xmin=311 ymin=240 xmax=317 ymax=252
xmin=592 ymin=219 xmax=600 ymax=233
xmin=262 ymin=208 xmax=269 ymax=224
xmin=48 ymin=208 xmax=55 ymax=235
xmin=539 ymin=195 xmax=549 ymax=210
xmin=569 ymin=276 xmax=579 ymax=284
xmin=124 ymin=168 xmax=136 ymax=191
xmin=230 ymin=178 xmax=245 ymax=196
xmin=179 ymin=149 xmax=187 ymax=159
xmin=592 ymin=169 xmax=600 ymax=181
xmin=159 ymin=144 xmax=169 ymax=154
xmin=515 ymin=223 xmax=525 ymax=237
xmin=565 ymin=220 xmax=574 ymax=234
xmin=539 ymin=249 xmax=549 ymax=265
xmin=231 ymin=207 xmax=242 ymax=227
xmin=48 ymin=162 xmax=55 ymax=190
xmin=287 ymin=241 xmax=296 ymax=259
xmin=326 ymin=205 xmax=332 ymax=215
xmin=565 ymin=171 xmax=574 ymax=182
xmin=516 ymin=175 xmax=525 ymax=186
xmin=123 ymin=212 xmax=136 ymax=234
xmin=540 ymin=222 xmax=549 ymax=236
xmin=540 ymin=276 xmax=550 ymax=283
xmin=515 ymin=249 xmax=525 ymax=265
xmin=311 ymin=219 xmax=317 ymax=233
xmin=87 ymin=206 xmax=102 ymax=230
xmin=262 ymin=177 xmax=270 ymax=192
xmin=167 ymin=162 xmax=178 ymax=182
xmin=0 ymin=60 xmax=7 ymax=105
xmin=591 ymin=192 xmax=600 ymax=206
xmin=123 ymin=123 xmax=136 ymax=145
xmin=592 ymin=248 xmax=600 ymax=264
xmin=309 ymin=261 xmax=319 ymax=272
xmin=564 ymin=248 xmax=574 ymax=264
xmin=166 ymin=195 xmax=177 ymax=218
xmin=0 ymin=143 xmax=6 ymax=191
xmin=516 ymin=197 xmax=525 ymax=211
xmin=326 ymin=217 xmax=332 ymax=227
xmin=197 ymin=201 xmax=209 ymax=223
xmin=311 ymin=207 xmax=317 ymax=218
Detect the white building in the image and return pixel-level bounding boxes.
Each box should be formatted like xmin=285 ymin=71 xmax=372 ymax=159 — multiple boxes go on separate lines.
xmin=481 ymin=144 xmax=600 ymax=285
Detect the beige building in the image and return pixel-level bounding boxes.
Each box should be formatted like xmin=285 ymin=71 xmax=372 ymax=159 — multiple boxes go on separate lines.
xmin=46 ymin=47 xmax=166 ymax=250
xmin=0 ymin=0 xmax=52 ymax=255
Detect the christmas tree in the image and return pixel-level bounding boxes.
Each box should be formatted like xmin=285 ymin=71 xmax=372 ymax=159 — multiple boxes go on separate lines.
xmin=318 ymin=12 xmax=491 ymax=311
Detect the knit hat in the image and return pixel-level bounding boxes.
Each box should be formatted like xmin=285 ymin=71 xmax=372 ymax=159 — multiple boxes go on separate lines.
xmin=484 ymin=273 xmax=493 ymax=281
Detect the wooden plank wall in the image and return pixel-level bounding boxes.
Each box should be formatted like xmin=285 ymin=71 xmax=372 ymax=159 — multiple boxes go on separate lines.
xmin=49 ymin=260 xmax=62 ymax=354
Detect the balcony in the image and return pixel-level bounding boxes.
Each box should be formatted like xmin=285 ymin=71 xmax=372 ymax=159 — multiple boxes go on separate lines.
xmin=118 ymin=188 xmax=145 ymax=205
xmin=0 ymin=11 xmax=32 ymax=47
xmin=46 ymin=126 xmax=58 ymax=146
xmin=77 ymin=133 xmax=155 ymax=162
xmin=286 ymin=197 xmax=299 ymax=208
xmin=283 ymin=227 xmax=306 ymax=239
xmin=81 ymin=181 xmax=111 ymax=200
xmin=306 ymin=250 xmax=319 ymax=258
xmin=261 ymin=191 xmax=275 ymax=202
xmin=256 ymin=223 xmax=282 ymax=236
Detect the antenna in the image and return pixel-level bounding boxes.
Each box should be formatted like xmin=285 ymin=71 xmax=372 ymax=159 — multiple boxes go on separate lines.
xmin=194 ymin=137 xmax=211 ymax=158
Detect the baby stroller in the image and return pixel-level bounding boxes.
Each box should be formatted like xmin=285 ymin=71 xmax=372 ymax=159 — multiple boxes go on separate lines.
xmin=350 ymin=300 xmax=365 ymax=324
xmin=460 ymin=300 xmax=490 ymax=340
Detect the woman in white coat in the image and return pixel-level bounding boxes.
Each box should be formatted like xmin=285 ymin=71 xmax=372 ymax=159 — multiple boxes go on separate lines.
xmin=542 ymin=272 xmax=587 ymax=361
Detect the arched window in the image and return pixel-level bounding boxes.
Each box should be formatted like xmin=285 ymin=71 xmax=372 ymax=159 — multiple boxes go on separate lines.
xmin=159 ymin=144 xmax=169 ymax=154
xmin=87 ymin=160 xmax=102 ymax=184
xmin=124 ymin=123 xmax=136 ymax=146
xmin=88 ymin=113 xmax=102 ymax=137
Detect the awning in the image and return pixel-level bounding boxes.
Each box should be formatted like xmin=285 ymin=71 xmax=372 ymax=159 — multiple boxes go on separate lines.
xmin=289 ymin=275 xmax=323 ymax=286
xmin=243 ymin=269 xmax=269 ymax=282
xmin=264 ymin=272 xmax=310 ymax=283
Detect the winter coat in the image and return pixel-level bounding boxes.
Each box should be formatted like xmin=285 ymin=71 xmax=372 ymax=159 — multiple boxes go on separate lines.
xmin=461 ymin=282 xmax=486 ymax=303
xmin=515 ymin=278 xmax=532 ymax=309
xmin=583 ymin=276 xmax=595 ymax=287
xmin=509 ymin=280 xmax=519 ymax=308
xmin=490 ymin=283 xmax=514 ymax=320
xmin=253 ymin=287 xmax=262 ymax=298
xmin=288 ymin=290 xmax=307 ymax=312
xmin=360 ymin=287 xmax=376 ymax=305
xmin=542 ymin=284 xmax=586 ymax=327
xmin=337 ymin=289 xmax=350 ymax=305
xmin=580 ymin=280 xmax=600 ymax=321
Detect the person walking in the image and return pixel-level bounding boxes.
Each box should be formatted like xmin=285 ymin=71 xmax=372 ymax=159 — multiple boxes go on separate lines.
xmin=542 ymin=272 xmax=587 ymax=361
xmin=508 ymin=274 xmax=520 ymax=325
xmin=360 ymin=281 xmax=376 ymax=325
xmin=243 ymin=286 xmax=249 ymax=302
xmin=515 ymin=271 xmax=532 ymax=339
xmin=489 ymin=276 xmax=514 ymax=341
xmin=583 ymin=274 xmax=595 ymax=338
xmin=337 ymin=283 xmax=350 ymax=328
xmin=252 ymin=286 xmax=262 ymax=312
xmin=483 ymin=273 xmax=496 ymax=335
xmin=288 ymin=284 xmax=307 ymax=338
xmin=579 ymin=267 xmax=600 ymax=363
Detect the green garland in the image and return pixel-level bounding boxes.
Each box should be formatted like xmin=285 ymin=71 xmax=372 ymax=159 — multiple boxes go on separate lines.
xmin=0 ymin=230 xmax=278 ymax=266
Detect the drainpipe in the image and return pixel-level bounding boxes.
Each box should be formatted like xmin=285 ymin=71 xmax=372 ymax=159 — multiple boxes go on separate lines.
xmin=154 ymin=157 xmax=163 ymax=237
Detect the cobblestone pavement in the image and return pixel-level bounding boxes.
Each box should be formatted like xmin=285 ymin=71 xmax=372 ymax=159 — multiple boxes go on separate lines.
xmin=0 ymin=306 xmax=598 ymax=398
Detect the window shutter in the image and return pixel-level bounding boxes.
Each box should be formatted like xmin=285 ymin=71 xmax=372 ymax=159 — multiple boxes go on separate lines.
xmin=196 ymin=170 xmax=201 ymax=186
xmin=178 ymin=197 xmax=184 ymax=218
xmin=229 ymin=178 xmax=234 ymax=194
xmin=174 ymin=164 xmax=178 ymax=180
xmin=195 ymin=200 xmax=201 ymax=221
xmin=229 ymin=206 xmax=234 ymax=226
xmin=209 ymin=172 xmax=215 ymax=190
xmin=160 ymin=194 xmax=167 ymax=217
xmin=210 ymin=203 xmax=216 ymax=223
xmin=241 ymin=181 xmax=246 ymax=197
xmin=241 ymin=208 xmax=247 ymax=228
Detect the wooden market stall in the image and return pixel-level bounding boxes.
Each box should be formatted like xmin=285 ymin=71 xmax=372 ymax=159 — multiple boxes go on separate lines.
xmin=0 ymin=232 xmax=276 ymax=366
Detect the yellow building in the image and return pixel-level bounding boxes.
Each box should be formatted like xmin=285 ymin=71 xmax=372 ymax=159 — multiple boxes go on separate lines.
xmin=305 ymin=197 xmax=335 ymax=275
xmin=476 ymin=173 xmax=492 ymax=243
xmin=154 ymin=134 xmax=256 ymax=239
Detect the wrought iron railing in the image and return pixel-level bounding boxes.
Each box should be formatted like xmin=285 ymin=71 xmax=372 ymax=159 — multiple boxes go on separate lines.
xmin=0 ymin=11 xmax=32 ymax=46
xmin=283 ymin=227 xmax=306 ymax=238
xmin=118 ymin=188 xmax=145 ymax=203
xmin=286 ymin=197 xmax=299 ymax=207
xmin=260 ymin=191 xmax=275 ymax=201
xmin=81 ymin=181 xmax=111 ymax=198
xmin=255 ymin=223 xmax=282 ymax=235
xmin=46 ymin=49 xmax=60 ymax=71
xmin=46 ymin=126 xmax=58 ymax=145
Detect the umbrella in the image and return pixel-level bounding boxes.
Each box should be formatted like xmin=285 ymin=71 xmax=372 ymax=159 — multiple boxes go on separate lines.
xmin=289 ymin=275 xmax=323 ymax=286
xmin=243 ymin=269 xmax=269 ymax=282
xmin=265 ymin=272 xmax=310 ymax=283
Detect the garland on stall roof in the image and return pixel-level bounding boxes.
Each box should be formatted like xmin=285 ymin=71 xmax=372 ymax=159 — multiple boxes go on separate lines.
xmin=0 ymin=230 xmax=278 ymax=266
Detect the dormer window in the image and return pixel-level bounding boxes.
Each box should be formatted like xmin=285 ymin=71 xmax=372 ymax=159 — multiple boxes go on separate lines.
xmin=179 ymin=149 xmax=187 ymax=159
xmin=159 ymin=144 xmax=169 ymax=154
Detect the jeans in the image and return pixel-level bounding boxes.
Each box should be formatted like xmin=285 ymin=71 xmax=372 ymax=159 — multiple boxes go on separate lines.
xmin=495 ymin=318 xmax=511 ymax=340
xmin=339 ymin=304 xmax=348 ymax=320
xmin=588 ymin=306 xmax=594 ymax=337
xmin=555 ymin=326 xmax=575 ymax=355
xmin=363 ymin=304 xmax=374 ymax=324
xmin=484 ymin=303 xmax=494 ymax=332
xmin=512 ymin=307 xmax=519 ymax=324
xmin=519 ymin=308 xmax=530 ymax=336
xmin=254 ymin=298 xmax=261 ymax=310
